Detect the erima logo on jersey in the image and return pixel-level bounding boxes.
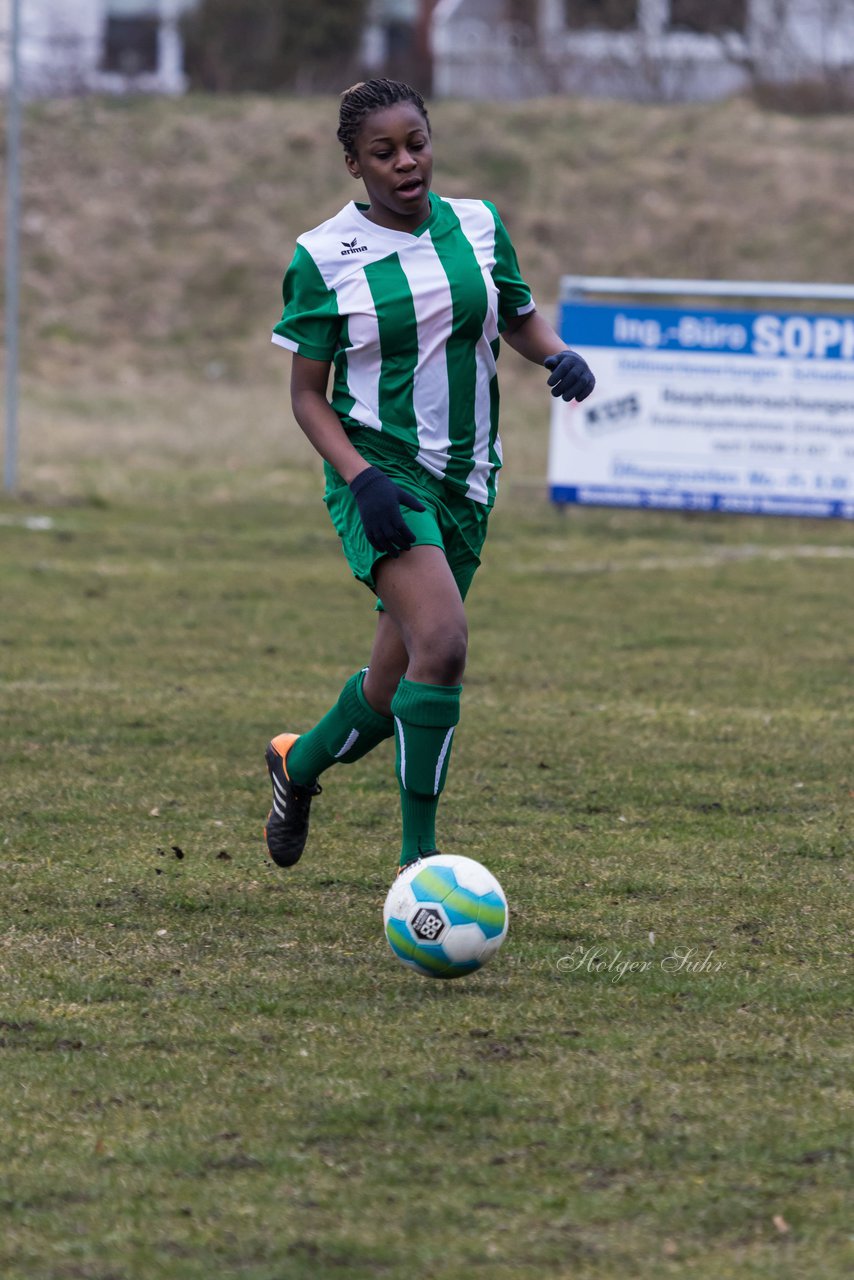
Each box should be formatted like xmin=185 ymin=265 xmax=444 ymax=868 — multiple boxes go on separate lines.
xmin=341 ymin=238 xmax=368 ymax=256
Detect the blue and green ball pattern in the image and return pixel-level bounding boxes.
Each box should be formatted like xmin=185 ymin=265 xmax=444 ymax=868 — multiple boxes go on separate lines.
xmin=383 ymin=854 xmax=509 ymax=979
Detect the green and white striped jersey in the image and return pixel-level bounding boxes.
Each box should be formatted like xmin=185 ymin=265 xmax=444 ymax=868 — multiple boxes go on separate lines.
xmin=272 ymin=192 xmax=535 ymax=506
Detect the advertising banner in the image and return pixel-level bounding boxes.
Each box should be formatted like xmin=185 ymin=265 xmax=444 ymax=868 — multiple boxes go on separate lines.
xmin=549 ymin=299 xmax=854 ymax=519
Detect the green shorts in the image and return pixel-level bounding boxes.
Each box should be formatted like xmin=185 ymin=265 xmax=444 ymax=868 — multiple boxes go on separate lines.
xmin=323 ymin=430 xmax=490 ymax=605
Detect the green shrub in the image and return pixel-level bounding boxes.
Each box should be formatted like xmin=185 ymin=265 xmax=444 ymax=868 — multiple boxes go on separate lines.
xmin=182 ymin=0 xmax=370 ymax=94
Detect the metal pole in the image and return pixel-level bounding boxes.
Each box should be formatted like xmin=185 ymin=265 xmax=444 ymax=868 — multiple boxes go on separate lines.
xmin=4 ymin=0 xmax=22 ymax=493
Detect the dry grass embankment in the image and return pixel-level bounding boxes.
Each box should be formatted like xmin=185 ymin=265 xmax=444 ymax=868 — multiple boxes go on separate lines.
xmin=6 ymin=92 xmax=854 ymax=496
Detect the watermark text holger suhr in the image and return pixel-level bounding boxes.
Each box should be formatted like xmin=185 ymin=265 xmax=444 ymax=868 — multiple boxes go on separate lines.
xmin=556 ymin=945 xmax=725 ymax=983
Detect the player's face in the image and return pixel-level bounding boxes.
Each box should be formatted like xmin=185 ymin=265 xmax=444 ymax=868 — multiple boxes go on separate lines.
xmin=346 ymin=102 xmax=433 ymax=232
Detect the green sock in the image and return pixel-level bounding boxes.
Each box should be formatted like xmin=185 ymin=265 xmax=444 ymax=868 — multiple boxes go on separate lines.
xmin=390 ymin=677 xmax=462 ymax=866
xmin=286 ymin=669 xmax=394 ymax=785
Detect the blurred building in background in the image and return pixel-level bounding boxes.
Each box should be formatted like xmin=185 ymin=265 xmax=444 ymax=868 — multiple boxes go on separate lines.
xmin=1 ymin=0 xmax=852 ymax=102
xmin=432 ymin=0 xmax=854 ymax=102
xmin=0 ymin=0 xmax=194 ymax=95
xmin=362 ymin=0 xmax=440 ymax=88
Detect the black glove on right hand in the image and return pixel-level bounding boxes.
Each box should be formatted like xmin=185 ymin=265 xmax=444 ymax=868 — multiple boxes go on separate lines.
xmin=349 ymin=466 xmax=426 ymax=557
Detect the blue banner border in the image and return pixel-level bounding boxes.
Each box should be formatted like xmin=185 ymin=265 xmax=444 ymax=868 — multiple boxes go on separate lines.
xmin=549 ymin=484 xmax=852 ymax=520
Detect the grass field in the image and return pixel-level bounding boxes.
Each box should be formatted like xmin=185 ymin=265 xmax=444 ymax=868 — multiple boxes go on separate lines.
xmin=1 ymin=92 xmax=853 ymax=1279
xmin=2 ymin=469 xmax=852 ymax=1278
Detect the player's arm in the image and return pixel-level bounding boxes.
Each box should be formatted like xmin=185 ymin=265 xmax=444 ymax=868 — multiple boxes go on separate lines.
xmin=502 ymin=308 xmax=564 ymax=362
xmin=503 ymin=309 xmax=595 ymax=403
xmin=290 ymin=354 xmax=425 ymax=556
xmin=290 ymin=354 xmax=371 ymax=482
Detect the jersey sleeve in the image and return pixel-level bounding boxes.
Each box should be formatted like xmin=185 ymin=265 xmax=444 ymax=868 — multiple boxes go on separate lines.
xmin=485 ymin=202 xmax=536 ymax=330
xmin=271 ymin=243 xmax=342 ymax=361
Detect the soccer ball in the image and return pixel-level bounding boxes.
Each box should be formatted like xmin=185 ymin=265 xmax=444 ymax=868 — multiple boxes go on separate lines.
xmin=383 ymin=854 xmax=509 ymax=979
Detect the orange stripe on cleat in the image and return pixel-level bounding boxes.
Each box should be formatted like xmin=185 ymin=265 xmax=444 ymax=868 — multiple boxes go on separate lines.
xmin=269 ymin=732 xmax=300 ymax=780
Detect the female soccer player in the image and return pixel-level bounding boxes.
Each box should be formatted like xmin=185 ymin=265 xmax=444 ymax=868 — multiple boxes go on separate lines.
xmin=266 ymin=78 xmax=594 ymax=873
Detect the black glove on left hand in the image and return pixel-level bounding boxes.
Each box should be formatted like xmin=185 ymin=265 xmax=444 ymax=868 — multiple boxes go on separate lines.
xmin=544 ymin=349 xmax=595 ymax=402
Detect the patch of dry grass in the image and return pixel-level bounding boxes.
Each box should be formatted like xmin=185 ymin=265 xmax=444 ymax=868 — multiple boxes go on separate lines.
xmin=16 ymin=93 xmax=854 ymax=387
xmin=8 ymin=92 xmax=854 ymax=505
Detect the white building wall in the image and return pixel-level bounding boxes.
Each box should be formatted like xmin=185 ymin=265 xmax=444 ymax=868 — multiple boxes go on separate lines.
xmin=431 ymin=0 xmax=854 ymax=101
xmin=0 ymin=0 xmax=100 ymax=94
xmin=432 ymin=0 xmax=545 ymax=98
xmin=752 ymin=0 xmax=854 ymax=81
xmin=0 ymin=0 xmax=192 ymax=96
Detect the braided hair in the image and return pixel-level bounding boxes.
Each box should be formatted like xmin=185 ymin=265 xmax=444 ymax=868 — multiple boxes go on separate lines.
xmin=337 ymin=78 xmax=430 ymax=157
